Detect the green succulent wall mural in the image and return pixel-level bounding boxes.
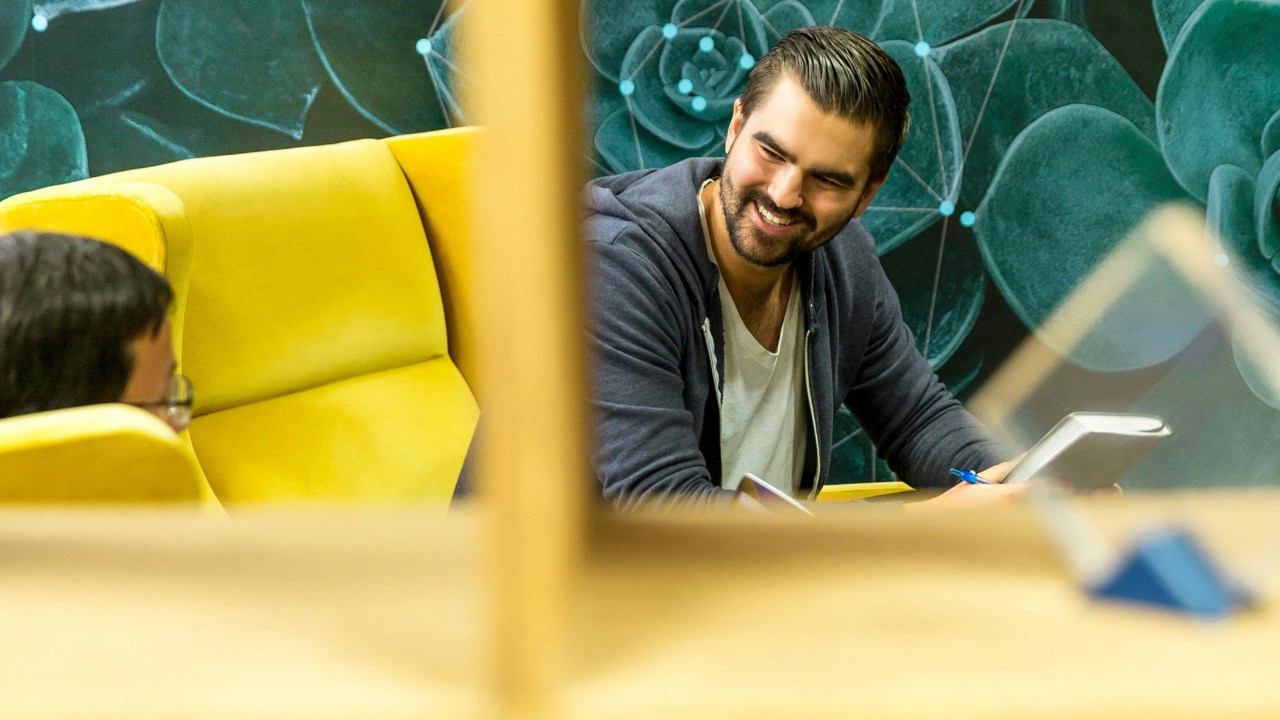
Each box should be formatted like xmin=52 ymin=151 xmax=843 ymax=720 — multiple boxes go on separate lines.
xmin=584 ymin=0 xmax=1280 ymax=488
xmin=2 ymin=1 xmax=1278 ymax=489
xmin=0 ymin=0 xmax=464 ymax=200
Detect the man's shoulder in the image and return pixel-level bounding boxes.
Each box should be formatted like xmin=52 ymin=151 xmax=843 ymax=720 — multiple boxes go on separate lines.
xmin=805 ymin=217 xmax=894 ymax=318
xmin=583 ymin=157 xmax=720 ymax=240
xmin=584 ymin=158 xmax=720 ymax=316
xmin=818 ymin=217 xmax=880 ymax=270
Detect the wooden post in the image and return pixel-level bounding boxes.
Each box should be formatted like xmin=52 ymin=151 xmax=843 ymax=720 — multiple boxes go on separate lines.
xmin=461 ymin=0 xmax=590 ymax=717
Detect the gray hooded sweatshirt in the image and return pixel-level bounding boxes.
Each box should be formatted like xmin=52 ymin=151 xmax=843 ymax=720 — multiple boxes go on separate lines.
xmin=584 ymin=157 xmax=1001 ymax=510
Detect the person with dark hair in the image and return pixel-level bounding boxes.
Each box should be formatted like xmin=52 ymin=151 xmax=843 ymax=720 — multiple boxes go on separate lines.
xmin=0 ymin=230 xmax=192 ymax=432
xmin=585 ymin=26 xmax=1017 ymax=509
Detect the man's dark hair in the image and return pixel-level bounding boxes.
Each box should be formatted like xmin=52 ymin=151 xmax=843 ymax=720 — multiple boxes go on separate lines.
xmin=0 ymin=230 xmax=172 ymax=419
xmin=739 ymin=26 xmax=912 ymax=183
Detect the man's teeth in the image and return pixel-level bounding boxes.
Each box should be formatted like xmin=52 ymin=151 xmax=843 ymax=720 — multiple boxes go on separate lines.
xmin=756 ymin=202 xmax=795 ymax=227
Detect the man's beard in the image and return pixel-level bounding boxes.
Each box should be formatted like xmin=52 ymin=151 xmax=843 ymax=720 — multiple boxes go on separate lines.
xmin=718 ymin=173 xmax=852 ymax=268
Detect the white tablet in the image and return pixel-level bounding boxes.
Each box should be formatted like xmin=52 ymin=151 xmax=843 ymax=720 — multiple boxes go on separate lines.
xmin=735 ymin=473 xmax=814 ymax=516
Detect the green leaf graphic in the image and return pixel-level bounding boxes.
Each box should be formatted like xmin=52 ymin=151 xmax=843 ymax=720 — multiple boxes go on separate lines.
xmin=803 ymin=0 xmax=886 ymax=34
xmin=81 ymin=110 xmax=193 ymax=176
xmin=0 ymin=1 xmax=31 ymax=72
xmin=880 ymin=218 xmax=984 ymax=369
xmin=975 ymin=104 xmax=1202 ymax=371
xmin=1152 ymin=0 xmax=1203 ymax=50
xmin=580 ymin=0 xmax=678 ymax=82
xmin=18 ymin=0 xmax=162 ymax=117
xmin=0 ymin=81 xmax=87 ymax=200
xmin=157 ymin=0 xmax=324 ymax=139
xmin=863 ymin=40 xmax=961 ymax=253
xmin=595 ymin=106 xmax=720 ymax=172
xmin=1157 ymin=0 xmax=1280 ymax=201
xmin=303 ymin=0 xmax=452 ymax=135
xmin=934 ymin=19 xmax=1155 ymax=209
xmin=876 ymin=0 xmax=1020 ymax=45
xmin=1262 ymin=109 xmax=1280 ymax=159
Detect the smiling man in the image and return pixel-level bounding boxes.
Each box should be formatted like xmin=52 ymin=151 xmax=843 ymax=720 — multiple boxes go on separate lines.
xmin=585 ymin=27 xmax=1014 ymax=510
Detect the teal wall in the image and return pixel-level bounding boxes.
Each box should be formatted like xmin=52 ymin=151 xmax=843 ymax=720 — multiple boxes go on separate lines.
xmin=583 ymin=0 xmax=1280 ymax=487
xmin=3 ymin=1 xmax=1278 ymax=487
xmin=0 ymin=1 xmax=460 ymax=192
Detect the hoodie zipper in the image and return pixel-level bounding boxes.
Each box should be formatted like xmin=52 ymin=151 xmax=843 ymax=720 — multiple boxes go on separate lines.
xmin=803 ymin=327 xmax=822 ymax=500
xmin=702 ymin=318 xmax=722 ymax=409
xmin=701 ymin=318 xmax=726 ymax=488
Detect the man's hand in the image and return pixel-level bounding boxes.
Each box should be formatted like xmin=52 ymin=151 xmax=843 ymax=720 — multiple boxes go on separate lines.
xmin=910 ymin=480 xmax=1026 ymax=511
xmin=906 ymin=459 xmax=1025 ymax=512
xmin=975 ymin=459 xmax=1018 ymax=484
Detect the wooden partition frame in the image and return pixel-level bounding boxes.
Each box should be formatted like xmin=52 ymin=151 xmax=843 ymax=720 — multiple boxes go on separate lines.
xmin=463 ymin=0 xmax=591 ymax=717
xmin=459 ymin=3 xmax=1280 ymax=718
xmin=1 ymin=4 xmax=1279 ymax=718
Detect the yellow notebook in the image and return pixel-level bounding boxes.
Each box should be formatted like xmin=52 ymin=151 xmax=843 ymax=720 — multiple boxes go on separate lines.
xmin=816 ymin=481 xmax=914 ymax=503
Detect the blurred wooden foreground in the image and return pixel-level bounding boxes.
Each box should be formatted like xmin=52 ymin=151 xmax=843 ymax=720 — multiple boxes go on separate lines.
xmin=0 ymin=491 xmax=1276 ymax=720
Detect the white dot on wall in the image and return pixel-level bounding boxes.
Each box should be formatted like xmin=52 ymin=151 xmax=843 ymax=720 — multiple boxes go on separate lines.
xmin=31 ymin=13 xmax=49 ymax=32
xmin=1216 ymin=253 xmax=1230 ymax=268
xmin=914 ymin=41 xmax=931 ymax=57
xmin=415 ymin=38 xmax=432 ymax=56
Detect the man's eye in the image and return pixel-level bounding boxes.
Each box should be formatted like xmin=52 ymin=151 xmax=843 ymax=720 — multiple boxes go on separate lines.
xmin=815 ymin=176 xmax=844 ymax=188
xmin=760 ymin=146 xmax=783 ymax=162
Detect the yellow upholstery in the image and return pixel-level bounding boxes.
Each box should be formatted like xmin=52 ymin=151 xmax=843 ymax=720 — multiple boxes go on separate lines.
xmin=0 ymin=405 xmax=206 ymax=502
xmin=0 ymin=129 xmax=480 ymax=504
xmin=386 ymin=129 xmax=483 ymax=400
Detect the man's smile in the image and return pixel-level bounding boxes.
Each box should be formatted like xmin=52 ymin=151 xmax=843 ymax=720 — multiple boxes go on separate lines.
xmin=755 ymin=200 xmax=797 ymax=228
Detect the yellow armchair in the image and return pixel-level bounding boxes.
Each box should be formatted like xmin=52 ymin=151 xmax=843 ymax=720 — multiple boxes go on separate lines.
xmin=0 ymin=129 xmax=481 ymax=504
xmin=0 ymin=405 xmax=206 ymax=502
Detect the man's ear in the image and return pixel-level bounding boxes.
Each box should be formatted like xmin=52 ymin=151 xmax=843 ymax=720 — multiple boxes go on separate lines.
xmin=725 ymin=98 xmax=745 ymax=154
xmin=852 ymin=177 xmax=886 ymax=218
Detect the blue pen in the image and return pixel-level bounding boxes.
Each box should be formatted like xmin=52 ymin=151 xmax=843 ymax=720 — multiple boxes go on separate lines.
xmin=949 ymin=468 xmax=991 ymax=484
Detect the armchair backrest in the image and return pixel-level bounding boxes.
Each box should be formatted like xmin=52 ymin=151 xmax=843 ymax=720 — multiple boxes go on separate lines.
xmin=0 ymin=129 xmax=480 ymax=503
xmin=0 ymin=405 xmax=207 ymax=503
xmin=385 ymin=129 xmax=483 ymax=401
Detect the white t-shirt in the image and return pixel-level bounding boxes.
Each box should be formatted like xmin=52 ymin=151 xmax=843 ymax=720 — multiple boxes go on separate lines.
xmin=698 ymin=181 xmax=808 ymax=496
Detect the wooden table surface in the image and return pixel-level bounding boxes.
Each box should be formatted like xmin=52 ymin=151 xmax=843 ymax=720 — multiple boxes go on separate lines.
xmin=0 ymin=508 xmax=481 ymax=720
xmin=0 ymin=491 xmax=1276 ymax=719
xmin=569 ymin=491 xmax=1280 ymax=720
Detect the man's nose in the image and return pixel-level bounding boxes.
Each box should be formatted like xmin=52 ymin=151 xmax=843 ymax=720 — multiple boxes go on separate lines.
xmin=768 ymin=165 xmax=803 ymax=210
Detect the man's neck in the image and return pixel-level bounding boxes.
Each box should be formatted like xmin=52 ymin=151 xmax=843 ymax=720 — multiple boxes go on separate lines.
xmin=702 ymin=180 xmax=793 ymax=303
xmin=702 ymin=179 xmax=795 ymax=351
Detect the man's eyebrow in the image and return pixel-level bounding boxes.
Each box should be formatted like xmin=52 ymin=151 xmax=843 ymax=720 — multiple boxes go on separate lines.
xmin=751 ymin=131 xmax=858 ymax=186
xmin=752 ymin=132 xmax=795 ymax=162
